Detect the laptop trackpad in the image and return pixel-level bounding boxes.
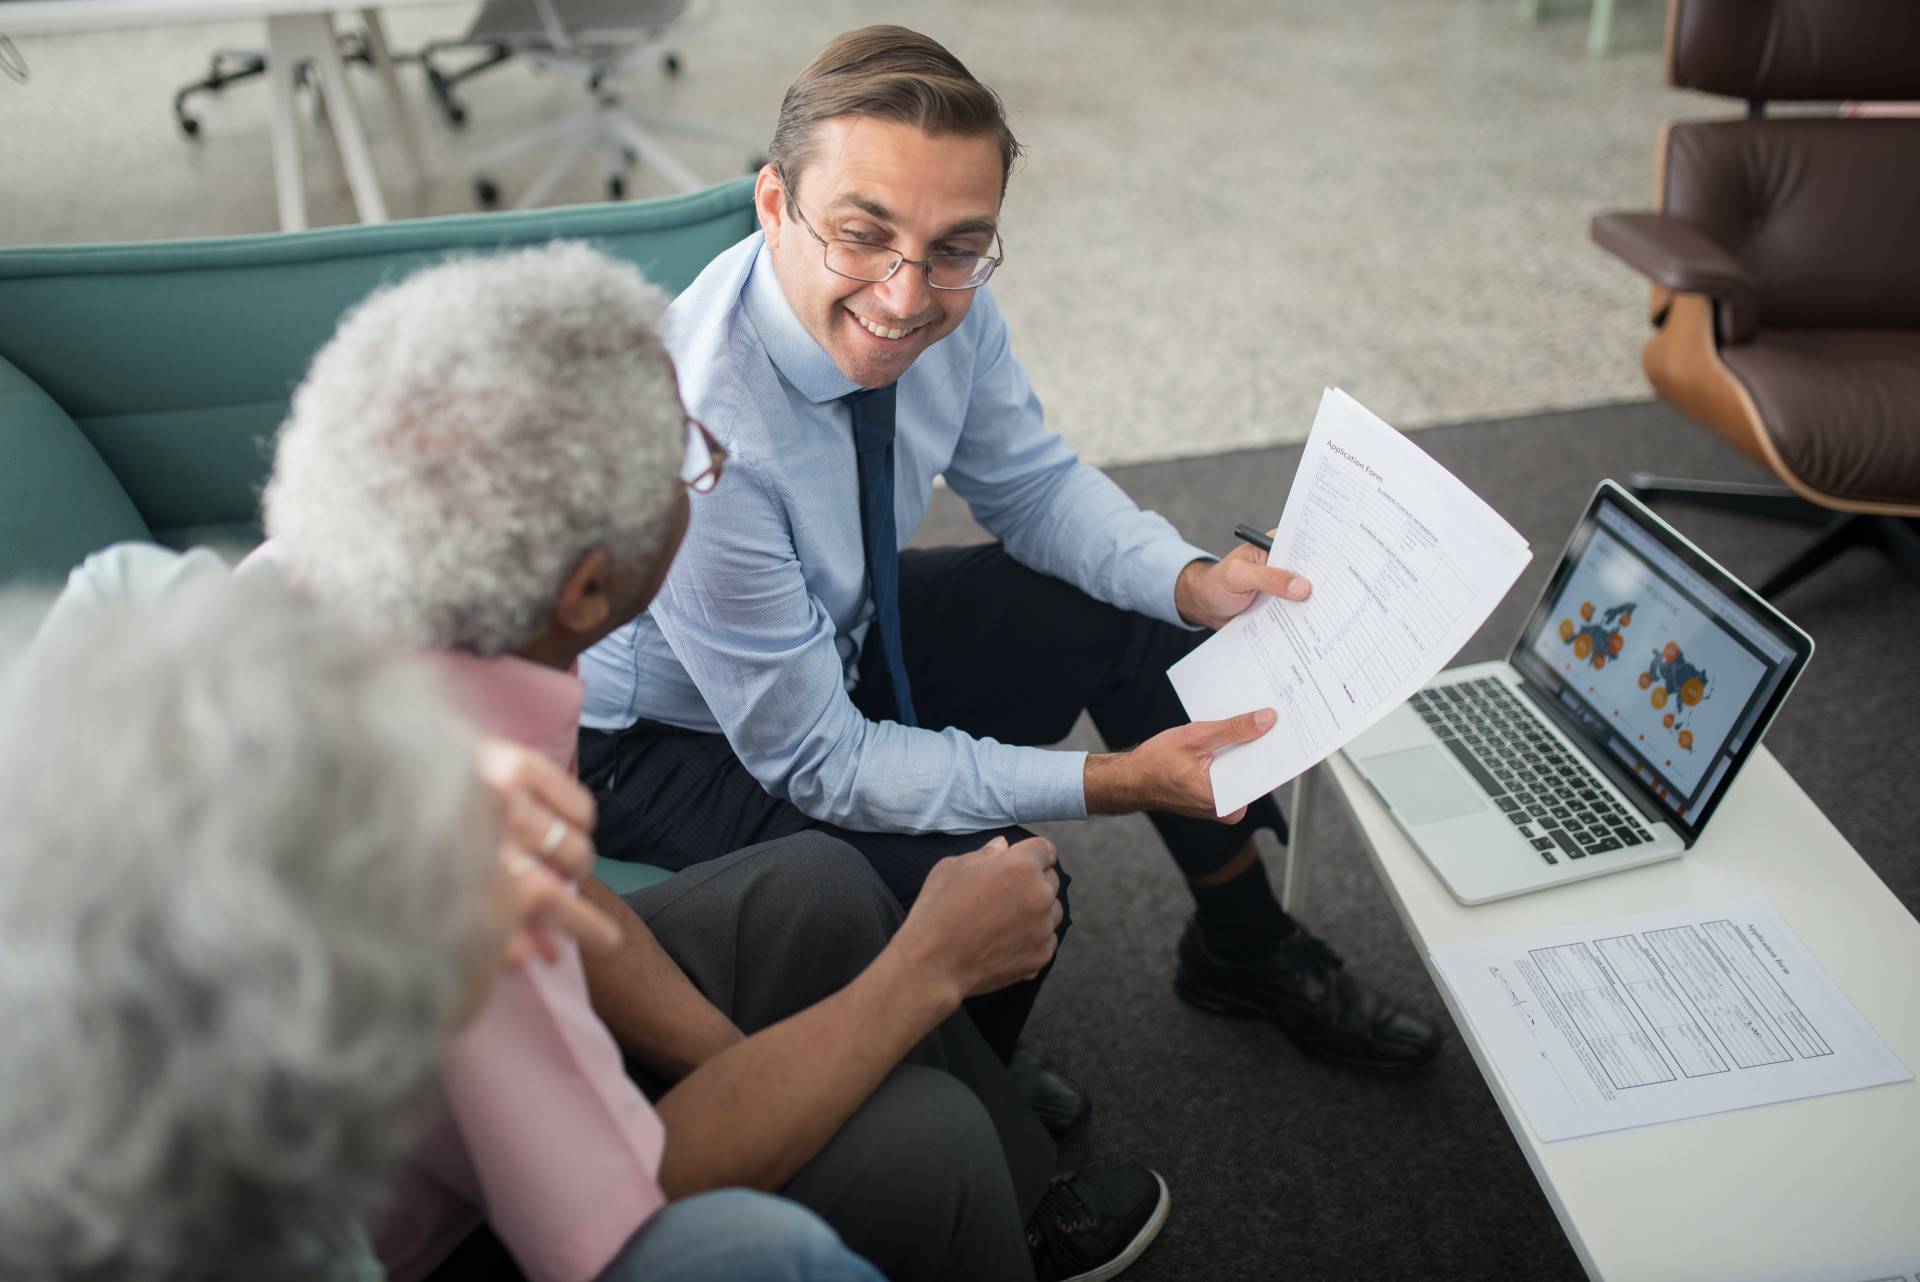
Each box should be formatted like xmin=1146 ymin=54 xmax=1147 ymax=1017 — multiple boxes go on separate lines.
xmin=1363 ymin=746 xmax=1486 ymax=825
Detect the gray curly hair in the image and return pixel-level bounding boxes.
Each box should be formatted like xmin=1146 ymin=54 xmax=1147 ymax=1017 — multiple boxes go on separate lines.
xmin=0 ymin=577 xmax=500 ymax=1282
xmin=263 ymin=241 xmax=686 ymax=656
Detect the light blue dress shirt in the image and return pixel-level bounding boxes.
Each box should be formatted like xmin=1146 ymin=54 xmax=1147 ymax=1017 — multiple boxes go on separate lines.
xmin=580 ymin=233 xmax=1212 ymax=834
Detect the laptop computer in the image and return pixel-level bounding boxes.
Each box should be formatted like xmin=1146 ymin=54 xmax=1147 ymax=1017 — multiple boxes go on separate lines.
xmin=1344 ymin=480 xmax=1814 ymax=905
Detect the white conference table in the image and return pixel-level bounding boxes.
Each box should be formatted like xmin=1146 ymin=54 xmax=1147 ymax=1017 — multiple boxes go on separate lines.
xmin=1285 ymin=746 xmax=1920 ymax=1281
xmin=1 ymin=0 xmax=453 ymax=230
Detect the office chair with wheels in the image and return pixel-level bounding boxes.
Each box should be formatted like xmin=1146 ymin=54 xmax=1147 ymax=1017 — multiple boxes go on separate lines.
xmin=169 ymin=16 xmax=419 ymax=165
xmin=430 ymin=0 xmax=762 ymax=209
xmin=1590 ymin=0 xmax=1920 ymax=599
xmin=174 ymin=50 xmax=269 ymax=137
xmin=173 ymin=35 xmax=378 ymax=138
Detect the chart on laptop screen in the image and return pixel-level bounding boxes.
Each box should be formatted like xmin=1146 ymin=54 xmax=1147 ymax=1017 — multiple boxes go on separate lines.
xmin=1527 ymin=524 xmax=1767 ymax=798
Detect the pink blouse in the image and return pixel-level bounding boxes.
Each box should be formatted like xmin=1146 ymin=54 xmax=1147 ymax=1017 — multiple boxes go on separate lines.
xmin=142 ymin=543 xmax=669 ymax=1282
xmin=368 ymin=650 xmax=669 ymax=1282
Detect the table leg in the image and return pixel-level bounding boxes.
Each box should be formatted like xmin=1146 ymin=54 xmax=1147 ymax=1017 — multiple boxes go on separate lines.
xmin=1282 ymin=764 xmax=1318 ymax=915
xmin=309 ymin=14 xmax=388 ymax=223
xmin=265 ymin=17 xmax=316 ymax=230
xmin=1586 ymin=0 xmax=1618 ymax=54
xmin=267 ymin=12 xmax=388 ymax=227
xmin=359 ymin=9 xmax=426 ymax=180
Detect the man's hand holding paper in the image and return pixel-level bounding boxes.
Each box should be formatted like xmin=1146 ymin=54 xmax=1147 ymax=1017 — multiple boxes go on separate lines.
xmin=1174 ymin=530 xmax=1313 ymax=631
xmin=1083 ymin=706 xmax=1281 ymax=823
xmin=1080 ymin=536 xmax=1315 ymax=824
xmin=1171 ymin=388 xmax=1534 ymax=816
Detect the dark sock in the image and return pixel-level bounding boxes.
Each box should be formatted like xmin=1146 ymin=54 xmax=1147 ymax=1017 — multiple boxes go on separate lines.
xmin=1188 ymin=858 xmax=1294 ymax=962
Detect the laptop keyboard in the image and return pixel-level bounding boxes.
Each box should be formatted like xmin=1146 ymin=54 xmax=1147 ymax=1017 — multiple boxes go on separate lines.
xmin=1407 ymin=677 xmax=1653 ymax=866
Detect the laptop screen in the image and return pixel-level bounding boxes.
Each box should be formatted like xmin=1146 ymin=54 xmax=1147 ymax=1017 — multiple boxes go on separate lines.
xmin=1509 ymin=483 xmax=1813 ymax=843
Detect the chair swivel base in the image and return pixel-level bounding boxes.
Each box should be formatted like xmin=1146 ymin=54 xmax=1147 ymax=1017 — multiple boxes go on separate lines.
xmin=172 ymin=33 xmax=383 ymax=138
xmin=174 ymin=51 xmax=268 ymax=137
xmin=417 ymin=42 xmax=512 ymax=127
xmin=469 ymin=92 xmax=760 ymax=210
xmin=1628 ymin=474 xmax=1920 ymax=599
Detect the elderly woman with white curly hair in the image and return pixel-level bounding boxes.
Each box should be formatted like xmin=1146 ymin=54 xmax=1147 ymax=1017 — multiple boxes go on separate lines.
xmin=0 ymin=576 xmax=498 ymax=1282
xmin=254 ymin=241 xmax=1104 ymax=1282
xmin=0 ymin=571 xmax=886 ymax=1282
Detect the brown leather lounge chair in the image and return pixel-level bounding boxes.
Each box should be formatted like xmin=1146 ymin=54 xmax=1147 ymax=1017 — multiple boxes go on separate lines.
xmin=1591 ymin=0 xmax=1920 ymax=599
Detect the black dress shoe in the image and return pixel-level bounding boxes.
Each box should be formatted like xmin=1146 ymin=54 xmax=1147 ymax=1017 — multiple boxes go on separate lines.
xmin=1027 ymin=1166 xmax=1169 ymax=1282
xmin=1173 ymin=918 xmax=1443 ymax=1073
xmin=1010 ymin=1043 xmax=1092 ymax=1139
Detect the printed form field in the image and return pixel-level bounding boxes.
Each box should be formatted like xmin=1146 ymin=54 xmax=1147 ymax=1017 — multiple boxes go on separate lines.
xmin=1431 ymin=897 xmax=1906 ymax=1141
xmin=1240 ymin=456 xmax=1476 ymax=764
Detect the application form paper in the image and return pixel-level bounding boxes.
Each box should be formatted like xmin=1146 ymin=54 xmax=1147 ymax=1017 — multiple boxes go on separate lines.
xmin=1169 ymin=388 xmax=1532 ymax=814
xmin=1431 ymin=896 xmax=1910 ymax=1142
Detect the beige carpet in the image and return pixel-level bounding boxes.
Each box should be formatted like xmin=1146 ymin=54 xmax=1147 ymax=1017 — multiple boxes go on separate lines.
xmin=0 ymin=0 xmax=1706 ymax=465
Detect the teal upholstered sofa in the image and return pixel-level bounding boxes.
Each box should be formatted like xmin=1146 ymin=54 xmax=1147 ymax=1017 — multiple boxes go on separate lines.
xmin=0 ymin=176 xmax=757 ymax=892
xmin=0 ymin=174 xmax=756 ymax=582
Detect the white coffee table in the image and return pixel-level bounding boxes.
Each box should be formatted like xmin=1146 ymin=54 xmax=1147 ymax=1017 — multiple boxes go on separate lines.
xmin=1286 ymin=746 xmax=1920 ymax=1280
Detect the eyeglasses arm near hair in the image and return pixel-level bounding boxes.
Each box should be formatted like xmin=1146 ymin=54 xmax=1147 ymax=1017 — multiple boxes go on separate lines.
xmin=681 ymin=418 xmax=726 ymax=494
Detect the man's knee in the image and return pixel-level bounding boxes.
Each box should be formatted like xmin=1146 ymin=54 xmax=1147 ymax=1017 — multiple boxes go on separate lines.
xmin=603 ymin=1189 xmax=880 ymax=1282
xmin=728 ymin=831 xmax=906 ymax=942
xmin=745 ymin=830 xmax=896 ymax=899
xmin=629 ymin=831 xmax=905 ymax=1033
xmin=781 ymin=1065 xmax=1027 ymax=1282
xmin=629 ymin=831 xmax=898 ymax=932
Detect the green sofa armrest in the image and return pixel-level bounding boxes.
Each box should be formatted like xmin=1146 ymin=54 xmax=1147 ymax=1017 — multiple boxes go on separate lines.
xmin=0 ymin=354 xmax=151 ymax=586
xmin=593 ymin=857 xmax=677 ymax=896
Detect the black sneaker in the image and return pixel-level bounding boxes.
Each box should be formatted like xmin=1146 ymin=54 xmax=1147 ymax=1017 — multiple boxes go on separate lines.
xmin=1026 ymin=1167 xmax=1169 ymax=1282
xmin=1174 ymin=918 xmax=1443 ymax=1073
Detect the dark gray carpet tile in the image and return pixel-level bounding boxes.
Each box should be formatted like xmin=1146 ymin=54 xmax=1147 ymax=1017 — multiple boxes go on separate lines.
xmin=908 ymin=400 xmax=1918 ymax=1279
xmin=1027 ymin=808 xmax=1585 ymax=1281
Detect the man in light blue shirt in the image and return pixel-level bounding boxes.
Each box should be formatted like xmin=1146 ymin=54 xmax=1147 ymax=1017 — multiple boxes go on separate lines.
xmin=580 ymin=27 xmax=1442 ymax=1113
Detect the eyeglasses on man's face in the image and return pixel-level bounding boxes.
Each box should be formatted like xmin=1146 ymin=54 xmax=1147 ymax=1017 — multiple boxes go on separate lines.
xmin=681 ymin=417 xmax=726 ymax=494
xmin=779 ymin=169 xmax=1003 ymax=292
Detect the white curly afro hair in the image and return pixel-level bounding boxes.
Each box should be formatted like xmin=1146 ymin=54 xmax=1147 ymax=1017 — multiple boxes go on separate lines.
xmin=264 ymin=240 xmax=685 ymax=656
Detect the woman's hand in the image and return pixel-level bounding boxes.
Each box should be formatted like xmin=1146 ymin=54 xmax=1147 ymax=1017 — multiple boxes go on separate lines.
xmin=476 ymin=737 xmax=620 ymax=967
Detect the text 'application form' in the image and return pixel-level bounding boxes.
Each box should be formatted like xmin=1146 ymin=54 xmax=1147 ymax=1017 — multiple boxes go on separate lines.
xmin=1170 ymin=388 xmax=1532 ymax=814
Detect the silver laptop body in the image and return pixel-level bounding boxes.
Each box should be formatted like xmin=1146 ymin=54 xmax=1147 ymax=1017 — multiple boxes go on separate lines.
xmin=1345 ymin=481 xmax=1814 ymax=906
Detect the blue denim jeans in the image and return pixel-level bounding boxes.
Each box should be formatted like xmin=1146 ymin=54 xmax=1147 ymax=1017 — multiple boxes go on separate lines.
xmin=597 ymin=1190 xmax=885 ymax=1282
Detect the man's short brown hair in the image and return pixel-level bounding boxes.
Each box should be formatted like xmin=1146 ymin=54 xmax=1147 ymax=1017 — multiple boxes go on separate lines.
xmin=769 ymin=26 xmax=1022 ymax=198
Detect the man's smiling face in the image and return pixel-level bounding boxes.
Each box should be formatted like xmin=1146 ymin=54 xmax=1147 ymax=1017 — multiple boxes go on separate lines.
xmin=757 ymin=116 xmax=1004 ymax=389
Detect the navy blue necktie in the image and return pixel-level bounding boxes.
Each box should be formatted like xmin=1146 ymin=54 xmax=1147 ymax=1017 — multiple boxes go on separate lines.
xmin=843 ymin=383 xmax=918 ymax=728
